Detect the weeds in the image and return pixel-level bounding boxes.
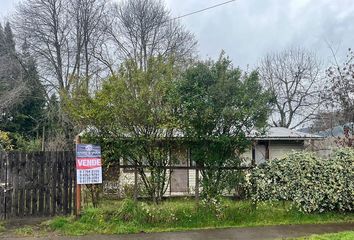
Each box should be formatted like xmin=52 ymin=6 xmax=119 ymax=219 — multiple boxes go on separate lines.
xmin=14 ymin=226 xmax=34 ymax=236
xmin=46 ymin=199 xmax=354 ymax=236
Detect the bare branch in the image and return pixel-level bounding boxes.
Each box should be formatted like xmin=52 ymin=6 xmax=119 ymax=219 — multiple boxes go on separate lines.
xmin=106 ymin=0 xmax=197 ymax=71
xmin=259 ymin=47 xmax=324 ymax=129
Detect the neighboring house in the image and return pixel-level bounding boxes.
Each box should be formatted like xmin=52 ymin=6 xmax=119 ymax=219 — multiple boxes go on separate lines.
xmin=114 ymin=127 xmax=323 ymax=197
xmin=305 ymin=123 xmax=354 ymax=158
xmin=315 ymin=122 xmax=354 ymax=137
xmin=244 ymin=127 xmax=323 ymax=165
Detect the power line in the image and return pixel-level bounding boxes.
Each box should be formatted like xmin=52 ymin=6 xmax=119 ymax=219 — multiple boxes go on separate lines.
xmin=170 ymin=0 xmax=237 ymax=21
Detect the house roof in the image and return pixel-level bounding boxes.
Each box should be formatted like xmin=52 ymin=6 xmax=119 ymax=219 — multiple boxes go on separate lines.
xmin=79 ymin=126 xmax=323 ymax=141
xmin=248 ymin=127 xmax=323 ymax=140
xmin=315 ymin=122 xmax=354 ymax=137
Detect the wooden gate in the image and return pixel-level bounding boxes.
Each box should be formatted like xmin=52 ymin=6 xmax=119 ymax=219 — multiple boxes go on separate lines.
xmin=0 ymin=151 xmax=76 ymax=219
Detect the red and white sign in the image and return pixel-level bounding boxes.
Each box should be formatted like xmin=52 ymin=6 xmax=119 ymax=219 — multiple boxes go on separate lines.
xmin=76 ymin=144 xmax=102 ymax=184
xmin=76 ymin=158 xmax=102 ymax=170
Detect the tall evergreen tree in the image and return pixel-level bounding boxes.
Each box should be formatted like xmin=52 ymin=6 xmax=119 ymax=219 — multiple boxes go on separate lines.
xmin=0 ymin=24 xmax=46 ymax=140
xmin=0 ymin=24 xmax=6 ymax=92
xmin=4 ymin=22 xmax=15 ymax=53
xmin=0 ymin=22 xmax=20 ymax=90
xmin=0 ymin=23 xmax=22 ymax=111
xmin=5 ymin=40 xmax=46 ymax=138
xmin=0 ymin=24 xmax=5 ymax=55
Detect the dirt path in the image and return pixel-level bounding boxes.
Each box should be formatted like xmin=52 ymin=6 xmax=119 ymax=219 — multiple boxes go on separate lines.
xmin=2 ymin=223 xmax=353 ymax=240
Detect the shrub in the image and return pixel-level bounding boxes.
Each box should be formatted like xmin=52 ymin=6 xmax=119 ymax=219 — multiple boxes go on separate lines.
xmin=250 ymin=148 xmax=354 ymax=213
xmin=0 ymin=130 xmax=13 ymax=151
xmin=199 ymin=197 xmax=225 ymax=219
xmin=115 ymin=198 xmax=142 ymax=222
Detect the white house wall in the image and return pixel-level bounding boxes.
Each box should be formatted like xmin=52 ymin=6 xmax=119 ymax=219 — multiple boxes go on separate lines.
xmin=116 ymin=140 xmax=306 ymax=197
xmin=269 ymin=141 xmax=304 ymax=160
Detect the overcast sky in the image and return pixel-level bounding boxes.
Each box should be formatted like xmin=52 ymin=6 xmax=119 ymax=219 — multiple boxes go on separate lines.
xmin=1 ymin=0 xmax=354 ymax=68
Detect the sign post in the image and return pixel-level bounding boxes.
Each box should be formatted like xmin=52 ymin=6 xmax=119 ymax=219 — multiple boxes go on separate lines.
xmin=75 ymin=135 xmax=81 ymax=217
xmin=75 ymin=137 xmax=102 ymax=216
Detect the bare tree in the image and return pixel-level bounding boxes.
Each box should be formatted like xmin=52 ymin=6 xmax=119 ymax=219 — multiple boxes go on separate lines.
xmin=0 ymin=84 xmax=27 ymax=116
xmin=259 ymin=48 xmax=323 ymax=129
xmin=14 ymin=0 xmax=71 ymax=92
xmin=14 ymin=0 xmax=196 ymax=92
xmin=13 ymin=0 xmax=109 ymax=94
xmin=308 ymin=110 xmax=345 ymax=133
xmin=325 ymin=47 xmax=354 ymax=123
xmin=69 ymin=0 xmax=108 ymax=89
xmin=105 ymin=0 xmax=197 ymax=71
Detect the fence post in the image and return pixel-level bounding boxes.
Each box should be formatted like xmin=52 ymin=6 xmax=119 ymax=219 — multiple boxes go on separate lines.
xmin=134 ymin=164 xmax=138 ymax=201
xmin=251 ymin=161 xmax=257 ymax=210
xmin=75 ymin=135 xmax=81 ymax=217
xmin=4 ymin=153 xmax=8 ymax=220
xmin=195 ymin=166 xmax=199 ymax=202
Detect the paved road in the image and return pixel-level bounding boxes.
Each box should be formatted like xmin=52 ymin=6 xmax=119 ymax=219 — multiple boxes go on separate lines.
xmin=2 ymin=223 xmax=353 ymax=240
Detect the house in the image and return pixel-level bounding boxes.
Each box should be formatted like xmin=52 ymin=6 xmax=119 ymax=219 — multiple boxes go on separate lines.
xmin=113 ymin=127 xmax=323 ymax=197
xmin=244 ymin=127 xmax=323 ymax=165
xmin=303 ymin=123 xmax=353 ymax=158
xmin=315 ymin=122 xmax=353 ymax=137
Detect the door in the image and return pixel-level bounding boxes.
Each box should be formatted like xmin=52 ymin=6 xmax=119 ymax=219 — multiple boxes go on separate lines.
xmin=255 ymin=144 xmax=266 ymax=165
xmin=170 ymin=147 xmax=189 ymax=193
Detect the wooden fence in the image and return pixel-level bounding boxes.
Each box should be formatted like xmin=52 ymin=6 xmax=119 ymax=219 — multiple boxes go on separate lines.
xmin=0 ymin=151 xmax=76 ymax=220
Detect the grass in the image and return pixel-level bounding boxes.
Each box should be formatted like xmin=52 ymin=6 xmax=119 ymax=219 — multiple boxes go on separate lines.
xmin=288 ymin=231 xmax=354 ymax=240
xmin=14 ymin=226 xmax=35 ymax=237
xmin=0 ymin=222 xmax=5 ymax=233
xmin=44 ymin=199 xmax=354 ymax=236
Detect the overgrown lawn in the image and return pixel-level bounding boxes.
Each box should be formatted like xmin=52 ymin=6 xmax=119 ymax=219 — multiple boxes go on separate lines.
xmin=44 ymin=199 xmax=354 ymax=236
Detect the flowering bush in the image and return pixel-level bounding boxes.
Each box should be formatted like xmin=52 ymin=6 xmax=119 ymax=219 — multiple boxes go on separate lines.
xmin=250 ymin=149 xmax=354 ymax=213
xmin=200 ymin=197 xmax=226 ymax=219
xmin=0 ymin=130 xmax=13 ymax=151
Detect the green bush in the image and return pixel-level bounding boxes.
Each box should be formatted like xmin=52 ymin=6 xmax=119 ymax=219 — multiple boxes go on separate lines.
xmin=250 ymin=148 xmax=354 ymax=213
xmin=0 ymin=130 xmax=13 ymax=151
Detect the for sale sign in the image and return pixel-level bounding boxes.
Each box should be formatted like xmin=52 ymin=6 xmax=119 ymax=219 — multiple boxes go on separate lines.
xmin=76 ymin=144 xmax=102 ymax=184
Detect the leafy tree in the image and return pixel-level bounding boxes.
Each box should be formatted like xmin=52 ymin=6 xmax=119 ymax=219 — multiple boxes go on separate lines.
xmin=66 ymin=53 xmax=271 ymax=202
xmin=66 ymin=57 xmax=177 ymax=203
xmin=175 ymin=53 xmax=273 ymax=199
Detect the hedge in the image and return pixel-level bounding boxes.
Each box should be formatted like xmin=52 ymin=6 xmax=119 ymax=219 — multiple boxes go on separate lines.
xmin=249 ymin=148 xmax=354 ymax=213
